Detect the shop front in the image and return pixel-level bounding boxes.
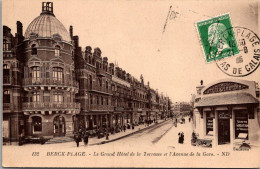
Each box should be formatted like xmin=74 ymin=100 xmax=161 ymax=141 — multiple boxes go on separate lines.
xmin=194 ymin=79 xmax=259 ymax=147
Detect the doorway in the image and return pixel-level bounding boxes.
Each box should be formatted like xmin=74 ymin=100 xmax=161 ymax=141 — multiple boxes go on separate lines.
xmin=218 ymin=119 xmax=230 ymax=144
xmin=53 ymin=115 xmax=66 ymax=137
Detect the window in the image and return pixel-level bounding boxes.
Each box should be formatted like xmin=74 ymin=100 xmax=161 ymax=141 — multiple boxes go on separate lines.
xmin=32 ymin=116 xmax=42 ymax=133
xmin=3 ymin=90 xmax=10 ymax=103
xmin=31 ymin=66 xmax=40 ymax=80
xmin=90 ymin=94 xmax=93 ymax=104
xmin=206 ymin=112 xmax=214 ymax=136
xmin=53 ymin=91 xmax=63 ymax=102
xmin=52 ymin=67 xmax=63 ymax=81
xmin=89 ymin=75 xmax=92 ymax=89
xmin=235 ymin=110 xmax=248 ymax=139
xmin=106 ymin=81 xmax=109 ymax=91
xmin=31 ymin=44 xmax=37 ymax=55
xmin=256 ymin=91 xmax=259 ymax=98
xmin=55 ymin=45 xmax=60 ymax=56
xmin=3 ymin=64 xmax=10 ymax=84
xmin=97 ymin=96 xmax=99 ymax=105
xmin=32 ymin=91 xmax=40 ymax=102
xmin=101 ymin=96 xmax=103 ymax=105
xmin=3 ymin=39 xmax=8 ymax=51
xmin=106 ymin=98 xmax=109 ymax=105
xmin=98 ymin=78 xmax=102 ymax=87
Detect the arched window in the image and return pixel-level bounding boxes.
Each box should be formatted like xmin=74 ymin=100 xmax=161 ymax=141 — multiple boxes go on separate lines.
xmin=3 ymin=90 xmax=10 ymax=103
xmin=31 ymin=44 xmax=37 ymax=55
xmin=53 ymin=91 xmax=63 ymax=103
xmin=3 ymin=39 xmax=8 ymax=51
xmin=52 ymin=67 xmax=63 ymax=82
xmin=31 ymin=66 xmax=40 ymax=80
xmin=55 ymin=45 xmax=60 ymax=56
xmin=32 ymin=116 xmax=42 ymax=133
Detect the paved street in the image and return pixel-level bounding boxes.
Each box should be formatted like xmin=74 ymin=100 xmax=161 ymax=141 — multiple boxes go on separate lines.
xmin=3 ymin=116 xmax=260 ymax=168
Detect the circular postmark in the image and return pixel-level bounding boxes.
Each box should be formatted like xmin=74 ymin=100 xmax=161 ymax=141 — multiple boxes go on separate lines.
xmin=215 ymin=27 xmax=260 ymax=77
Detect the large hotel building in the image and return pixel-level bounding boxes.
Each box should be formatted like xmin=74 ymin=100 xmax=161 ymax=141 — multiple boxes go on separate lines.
xmin=2 ymin=2 xmax=172 ymax=142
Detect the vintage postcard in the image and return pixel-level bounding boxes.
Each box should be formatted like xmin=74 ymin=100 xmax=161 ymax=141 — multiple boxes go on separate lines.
xmin=2 ymin=0 xmax=260 ymax=168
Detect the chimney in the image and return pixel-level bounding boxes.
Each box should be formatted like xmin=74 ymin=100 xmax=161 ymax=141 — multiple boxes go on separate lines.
xmin=16 ymin=21 xmax=23 ymax=38
xmin=73 ymin=36 xmax=79 ymax=47
xmin=70 ymin=26 xmax=73 ymax=38
xmin=41 ymin=2 xmax=55 ymax=16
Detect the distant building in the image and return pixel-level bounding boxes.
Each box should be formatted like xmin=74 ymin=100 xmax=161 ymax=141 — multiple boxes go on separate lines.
xmin=172 ymin=102 xmax=192 ymax=115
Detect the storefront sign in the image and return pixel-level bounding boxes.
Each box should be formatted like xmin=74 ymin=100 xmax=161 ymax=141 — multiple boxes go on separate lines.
xmin=219 ymin=111 xmax=231 ymax=118
xmin=235 ymin=120 xmax=248 ymax=131
xmin=203 ymin=82 xmax=249 ymax=95
xmin=206 ymin=119 xmax=213 ymax=129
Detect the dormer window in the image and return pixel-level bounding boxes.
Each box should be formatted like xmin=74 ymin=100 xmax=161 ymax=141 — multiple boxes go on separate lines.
xmin=31 ymin=44 xmax=37 ymax=55
xmin=55 ymin=45 xmax=60 ymax=57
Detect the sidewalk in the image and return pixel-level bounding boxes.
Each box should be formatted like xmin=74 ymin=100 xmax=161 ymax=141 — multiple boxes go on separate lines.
xmin=88 ymin=119 xmax=170 ymax=145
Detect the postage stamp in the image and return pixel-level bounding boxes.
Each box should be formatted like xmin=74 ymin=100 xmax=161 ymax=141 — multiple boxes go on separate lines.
xmin=216 ymin=27 xmax=260 ymax=77
xmin=196 ymin=14 xmax=240 ymax=63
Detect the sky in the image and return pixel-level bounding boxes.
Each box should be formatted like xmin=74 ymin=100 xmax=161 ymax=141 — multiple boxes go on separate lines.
xmin=2 ymin=0 xmax=260 ymax=102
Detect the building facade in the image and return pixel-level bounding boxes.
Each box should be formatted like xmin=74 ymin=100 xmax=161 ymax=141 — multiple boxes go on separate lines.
xmin=2 ymin=2 xmax=172 ymax=142
xmin=193 ymin=79 xmax=260 ymax=147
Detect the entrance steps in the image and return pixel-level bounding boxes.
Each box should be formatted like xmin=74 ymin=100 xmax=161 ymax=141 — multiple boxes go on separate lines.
xmin=44 ymin=136 xmax=74 ymax=144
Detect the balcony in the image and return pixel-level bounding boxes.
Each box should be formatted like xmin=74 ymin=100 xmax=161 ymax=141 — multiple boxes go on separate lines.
xmin=96 ymin=68 xmax=106 ymax=77
xmin=23 ymin=78 xmax=79 ymax=89
xmin=3 ymin=103 xmax=20 ymax=112
xmin=22 ymin=102 xmax=80 ymax=111
xmin=88 ymin=104 xmax=114 ymax=111
xmin=89 ymin=85 xmax=112 ymax=95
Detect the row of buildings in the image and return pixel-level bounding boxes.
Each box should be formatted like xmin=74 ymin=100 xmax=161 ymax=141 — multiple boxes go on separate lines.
xmin=2 ymin=2 xmax=172 ymax=142
xmin=191 ymin=79 xmax=260 ymax=147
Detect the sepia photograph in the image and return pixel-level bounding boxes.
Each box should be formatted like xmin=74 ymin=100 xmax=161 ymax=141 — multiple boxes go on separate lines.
xmin=1 ymin=0 xmax=260 ymax=168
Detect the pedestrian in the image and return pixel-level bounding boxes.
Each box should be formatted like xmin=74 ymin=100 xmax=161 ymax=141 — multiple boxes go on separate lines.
xmin=181 ymin=132 xmax=184 ymax=144
xmin=123 ymin=125 xmax=126 ymax=132
xmin=74 ymin=133 xmax=81 ymax=147
xmin=83 ymin=132 xmax=89 ymax=146
xmin=178 ymin=132 xmax=181 ymax=144
xmin=178 ymin=132 xmax=184 ymax=144
xmin=189 ymin=117 xmax=191 ymax=123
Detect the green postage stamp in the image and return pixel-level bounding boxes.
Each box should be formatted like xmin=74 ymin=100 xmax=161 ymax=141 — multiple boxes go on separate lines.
xmin=196 ymin=14 xmax=239 ymax=63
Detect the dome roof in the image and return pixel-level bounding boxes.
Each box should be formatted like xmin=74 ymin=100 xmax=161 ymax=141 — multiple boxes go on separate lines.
xmin=24 ymin=14 xmax=71 ymax=42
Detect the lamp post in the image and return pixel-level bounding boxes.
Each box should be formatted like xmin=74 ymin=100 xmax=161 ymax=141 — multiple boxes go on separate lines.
xmin=106 ymin=114 xmax=109 ymax=140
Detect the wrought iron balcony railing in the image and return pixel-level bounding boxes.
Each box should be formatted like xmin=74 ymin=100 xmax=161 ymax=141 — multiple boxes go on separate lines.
xmin=88 ymin=104 xmax=114 ymax=111
xmin=22 ymin=102 xmax=80 ymax=111
xmin=23 ymin=78 xmax=79 ymax=88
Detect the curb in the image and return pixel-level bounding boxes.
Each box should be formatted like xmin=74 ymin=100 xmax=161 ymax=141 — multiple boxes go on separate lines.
xmin=89 ymin=119 xmax=171 ymax=146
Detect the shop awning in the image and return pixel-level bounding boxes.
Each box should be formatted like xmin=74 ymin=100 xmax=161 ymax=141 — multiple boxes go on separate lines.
xmin=195 ymin=92 xmax=259 ymax=108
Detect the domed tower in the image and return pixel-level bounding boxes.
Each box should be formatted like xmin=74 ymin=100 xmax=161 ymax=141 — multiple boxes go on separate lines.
xmin=22 ymin=2 xmax=79 ymax=138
